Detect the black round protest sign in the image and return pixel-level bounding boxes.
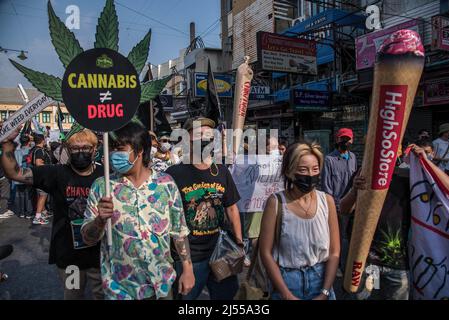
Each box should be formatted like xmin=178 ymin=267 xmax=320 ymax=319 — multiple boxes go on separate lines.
xmin=62 ymin=48 xmax=141 ymax=132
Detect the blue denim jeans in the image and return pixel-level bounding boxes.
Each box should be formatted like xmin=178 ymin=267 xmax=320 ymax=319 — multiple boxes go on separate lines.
xmin=270 ymin=262 xmax=336 ymax=300
xmin=346 ymin=264 xmax=409 ymax=300
xmin=174 ymin=259 xmax=239 ymax=300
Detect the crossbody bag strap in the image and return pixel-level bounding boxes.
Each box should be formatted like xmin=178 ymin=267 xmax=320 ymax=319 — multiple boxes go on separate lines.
xmin=274 ymin=193 xmax=283 ymax=264
xmin=245 ymin=192 xmax=283 ymax=281
xmin=435 ymin=144 xmax=449 ymax=166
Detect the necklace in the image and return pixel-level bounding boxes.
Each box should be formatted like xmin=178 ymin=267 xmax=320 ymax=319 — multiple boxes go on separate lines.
xmin=289 ymin=190 xmax=314 ymax=216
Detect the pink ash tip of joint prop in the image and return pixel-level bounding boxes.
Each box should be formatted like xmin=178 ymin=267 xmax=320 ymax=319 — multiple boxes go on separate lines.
xmin=378 ymin=29 xmax=424 ymax=57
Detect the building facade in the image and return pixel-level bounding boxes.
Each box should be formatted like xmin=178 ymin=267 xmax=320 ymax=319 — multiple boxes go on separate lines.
xmin=354 ymin=0 xmax=449 ymax=145
xmin=0 ymin=88 xmax=74 ymax=132
xmin=220 ymin=0 xmax=366 ymax=157
xmin=220 ymin=0 xmax=449 ymax=159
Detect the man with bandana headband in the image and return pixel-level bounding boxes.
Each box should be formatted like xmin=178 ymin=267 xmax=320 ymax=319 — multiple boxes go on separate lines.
xmin=0 ymin=125 xmax=103 ymax=300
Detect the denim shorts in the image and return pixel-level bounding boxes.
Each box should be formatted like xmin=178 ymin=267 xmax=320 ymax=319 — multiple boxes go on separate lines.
xmin=270 ymin=262 xmax=336 ymax=300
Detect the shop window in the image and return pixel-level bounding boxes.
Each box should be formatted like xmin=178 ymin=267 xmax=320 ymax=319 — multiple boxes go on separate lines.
xmin=41 ymin=111 xmax=51 ymax=123
xmin=0 ymin=111 xmax=8 ymax=121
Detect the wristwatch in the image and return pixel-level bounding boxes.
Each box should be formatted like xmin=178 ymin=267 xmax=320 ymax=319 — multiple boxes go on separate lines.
xmin=321 ymin=288 xmax=330 ymax=297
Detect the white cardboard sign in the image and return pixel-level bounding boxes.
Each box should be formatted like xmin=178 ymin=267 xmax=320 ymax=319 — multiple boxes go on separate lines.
xmin=0 ymin=94 xmax=54 ymax=142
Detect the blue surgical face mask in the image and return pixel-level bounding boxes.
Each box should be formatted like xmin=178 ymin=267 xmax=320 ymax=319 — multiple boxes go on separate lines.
xmin=110 ymin=150 xmax=137 ymax=174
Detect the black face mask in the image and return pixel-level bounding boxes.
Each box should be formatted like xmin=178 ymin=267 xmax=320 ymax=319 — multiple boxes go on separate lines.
xmin=70 ymin=152 xmax=93 ymax=171
xmin=192 ymin=140 xmax=214 ymax=155
xmin=337 ymin=141 xmax=351 ymax=151
xmin=293 ymin=174 xmax=320 ymax=193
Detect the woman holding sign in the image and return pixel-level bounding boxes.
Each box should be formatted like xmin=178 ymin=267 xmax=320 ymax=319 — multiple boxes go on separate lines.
xmin=0 ymin=126 xmax=104 ymax=300
xmin=259 ymin=142 xmax=340 ymax=300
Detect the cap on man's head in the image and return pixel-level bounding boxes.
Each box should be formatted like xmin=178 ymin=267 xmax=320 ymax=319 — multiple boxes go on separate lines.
xmin=33 ymin=132 xmax=44 ymax=139
xmin=183 ymin=117 xmax=216 ymax=132
xmin=439 ymin=123 xmax=449 ymax=135
xmin=336 ymin=128 xmax=353 ymax=139
xmin=148 ymin=131 xmax=157 ymax=140
xmin=157 ymin=130 xmax=172 ymax=140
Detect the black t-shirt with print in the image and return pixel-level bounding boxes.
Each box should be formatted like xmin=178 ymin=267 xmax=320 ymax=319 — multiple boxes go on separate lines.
xmin=32 ymin=164 xmax=103 ymax=269
xmin=347 ymin=171 xmax=411 ymax=269
xmin=166 ymin=163 xmax=241 ymax=263
xmin=32 ymin=147 xmax=52 ymax=166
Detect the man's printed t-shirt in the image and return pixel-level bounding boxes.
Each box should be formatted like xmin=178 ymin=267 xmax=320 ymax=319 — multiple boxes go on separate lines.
xmin=166 ymin=164 xmax=240 ymax=262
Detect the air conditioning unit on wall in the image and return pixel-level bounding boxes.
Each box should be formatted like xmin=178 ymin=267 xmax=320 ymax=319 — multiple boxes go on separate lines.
xmin=292 ymin=16 xmax=306 ymax=26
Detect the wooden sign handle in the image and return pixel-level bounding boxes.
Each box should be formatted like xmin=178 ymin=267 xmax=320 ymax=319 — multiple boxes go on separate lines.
xmin=103 ymin=132 xmax=112 ymax=247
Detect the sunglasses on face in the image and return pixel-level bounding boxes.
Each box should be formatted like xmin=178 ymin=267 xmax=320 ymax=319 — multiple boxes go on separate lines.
xmin=69 ymin=146 xmax=94 ymax=154
xmin=160 ymin=139 xmax=170 ymax=143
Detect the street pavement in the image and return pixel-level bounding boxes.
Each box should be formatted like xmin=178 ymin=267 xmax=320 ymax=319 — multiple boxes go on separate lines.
xmin=0 ymin=215 xmax=63 ymax=300
xmin=0 ymin=214 xmax=344 ymax=300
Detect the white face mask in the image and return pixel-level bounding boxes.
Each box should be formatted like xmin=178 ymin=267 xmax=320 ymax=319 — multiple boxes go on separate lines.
xmin=160 ymin=142 xmax=171 ymax=153
xmin=150 ymin=147 xmax=157 ymax=157
xmin=270 ymin=149 xmax=280 ymax=156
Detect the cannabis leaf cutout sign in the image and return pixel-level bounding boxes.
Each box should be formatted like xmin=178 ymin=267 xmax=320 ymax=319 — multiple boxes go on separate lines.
xmin=10 ymin=0 xmax=171 ymax=121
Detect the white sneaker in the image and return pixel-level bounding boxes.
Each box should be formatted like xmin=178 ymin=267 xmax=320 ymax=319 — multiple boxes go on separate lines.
xmin=0 ymin=211 xmax=14 ymax=219
xmin=4 ymin=210 xmax=14 ymax=216
xmin=32 ymin=216 xmax=49 ymax=225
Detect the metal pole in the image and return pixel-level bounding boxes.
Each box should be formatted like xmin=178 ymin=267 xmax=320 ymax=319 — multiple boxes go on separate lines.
xmin=150 ymin=100 xmax=154 ymax=132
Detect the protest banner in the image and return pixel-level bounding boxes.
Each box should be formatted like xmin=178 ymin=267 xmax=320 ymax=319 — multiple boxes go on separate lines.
xmin=409 ymin=154 xmax=449 ymax=300
xmin=231 ymin=155 xmax=284 ymax=213
xmin=60 ymin=48 xmax=142 ymax=247
xmin=9 ymin=0 xmax=170 ymax=247
xmin=344 ymin=30 xmax=425 ymax=292
xmin=61 ymin=48 xmax=141 ymax=132
xmin=0 ymin=94 xmax=53 ymax=142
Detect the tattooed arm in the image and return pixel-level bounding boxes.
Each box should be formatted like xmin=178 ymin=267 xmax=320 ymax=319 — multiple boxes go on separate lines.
xmin=173 ymin=237 xmax=192 ymax=263
xmin=82 ymin=216 xmax=106 ymax=245
xmin=1 ymin=140 xmax=33 ymax=185
xmin=173 ymin=236 xmax=195 ymax=295
xmin=167 ymin=179 xmax=195 ymax=295
xmin=81 ymin=196 xmax=111 ymax=245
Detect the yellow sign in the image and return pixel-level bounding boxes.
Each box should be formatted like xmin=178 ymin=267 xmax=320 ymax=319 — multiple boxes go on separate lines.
xmin=197 ymin=78 xmax=232 ymax=94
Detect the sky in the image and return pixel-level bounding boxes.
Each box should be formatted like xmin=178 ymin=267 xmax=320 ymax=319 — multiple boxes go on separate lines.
xmin=0 ymin=0 xmax=221 ymax=88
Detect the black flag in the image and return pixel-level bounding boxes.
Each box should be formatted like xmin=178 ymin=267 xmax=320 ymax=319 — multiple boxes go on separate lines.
xmin=136 ymin=64 xmax=154 ymax=131
xmin=205 ymin=59 xmax=221 ymax=124
xmin=154 ymin=95 xmax=172 ymax=136
xmin=56 ymin=103 xmax=65 ymax=132
xmin=20 ymin=120 xmax=32 ymax=136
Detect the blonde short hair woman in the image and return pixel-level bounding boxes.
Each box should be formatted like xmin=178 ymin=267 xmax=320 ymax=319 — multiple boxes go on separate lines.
xmin=259 ymin=142 xmax=340 ymax=300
